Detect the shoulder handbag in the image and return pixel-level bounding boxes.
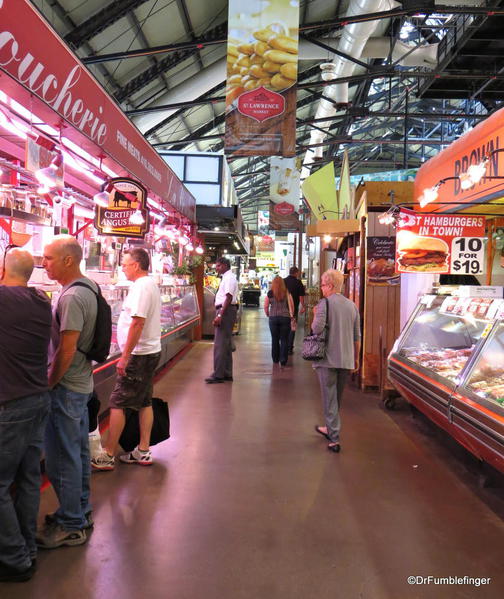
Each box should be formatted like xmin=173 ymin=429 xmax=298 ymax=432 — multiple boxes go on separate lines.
xmin=119 ymin=398 xmax=170 ymax=452
xmin=302 ymin=298 xmax=328 ymax=361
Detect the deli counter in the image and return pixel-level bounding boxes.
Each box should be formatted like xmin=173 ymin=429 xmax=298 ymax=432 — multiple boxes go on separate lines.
xmin=388 ymin=293 xmax=504 ymax=474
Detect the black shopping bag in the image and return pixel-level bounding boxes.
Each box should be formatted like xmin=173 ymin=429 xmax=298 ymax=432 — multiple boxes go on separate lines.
xmin=88 ymin=391 xmax=101 ymax=432
xmin=119 ymin=398 xmax=170 ymax=452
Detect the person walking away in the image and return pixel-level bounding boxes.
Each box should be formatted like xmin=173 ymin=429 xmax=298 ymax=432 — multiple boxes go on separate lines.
xmin=284 ymin=266 xmax=305 ymax=354
xmin=37 ymin=235 xmax=98 ymax=549
xmin=0 ymin=248 xmax=52 ymax=582
xmin=91 ymin=248 xmax=161 ymax=470
xmin=205 ymin=257 xmax=238 ymax=384
xmin=313 ymin=270 xmax=360 ymax=453
xmin=264 ymin=276 xmax=294 ymax=368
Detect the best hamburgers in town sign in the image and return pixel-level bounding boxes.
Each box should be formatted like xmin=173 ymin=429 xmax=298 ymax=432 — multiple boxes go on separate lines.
xmin=396 ymin=208 xmax=486 ymax=275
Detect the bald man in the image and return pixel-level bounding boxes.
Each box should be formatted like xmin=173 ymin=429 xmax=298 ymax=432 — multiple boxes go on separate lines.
xmin=0 ymin=248 xmax=52 ymax=583
xmin=37 ymin=235 xmax=98 ymax=549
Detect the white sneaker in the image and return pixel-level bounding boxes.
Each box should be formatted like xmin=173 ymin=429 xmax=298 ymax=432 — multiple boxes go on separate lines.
xmin=91 ymin=451 xmax=115 ymax=471
xmin=119 ymin=446 xmax=153 ymax=466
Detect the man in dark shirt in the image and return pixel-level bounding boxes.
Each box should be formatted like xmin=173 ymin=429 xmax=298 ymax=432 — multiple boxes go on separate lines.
xmin=0 ymin=248 xmax=52 ymax=583
xmin=283 ymin=266 xmax=306 ymax=354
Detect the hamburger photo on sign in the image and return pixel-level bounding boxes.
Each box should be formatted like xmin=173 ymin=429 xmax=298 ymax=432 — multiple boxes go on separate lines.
xmin=396 ymin=231 xmax=449 ymax=273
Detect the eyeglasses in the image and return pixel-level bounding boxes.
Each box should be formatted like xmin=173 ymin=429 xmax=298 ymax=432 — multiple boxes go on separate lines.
xmin=1 ymin=243 xmax=19 ymax=279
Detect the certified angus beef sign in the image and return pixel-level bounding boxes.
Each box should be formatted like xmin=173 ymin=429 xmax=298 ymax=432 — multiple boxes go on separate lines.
xmin=94 ymin=178 xmax=150 ymax=238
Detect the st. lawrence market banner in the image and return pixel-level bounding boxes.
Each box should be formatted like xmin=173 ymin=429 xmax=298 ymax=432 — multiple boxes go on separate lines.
xmin=269 ymin=156 xmax=301 ymax=231
xmin=396 ymin=208 xmax=486 ymax=275
xmin=225 ymin=0 xmax=299 ymax=157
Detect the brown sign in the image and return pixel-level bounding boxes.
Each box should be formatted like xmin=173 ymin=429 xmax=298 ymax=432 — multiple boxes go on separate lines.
xmin=94 ymin=178 xmax=150 ymax=238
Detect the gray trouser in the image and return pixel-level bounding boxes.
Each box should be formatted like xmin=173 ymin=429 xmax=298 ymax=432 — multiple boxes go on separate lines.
xmin=213 ymin=306 xmax=238 ymax=379
xmin=315 ymin=367 xmax=349 ymax=443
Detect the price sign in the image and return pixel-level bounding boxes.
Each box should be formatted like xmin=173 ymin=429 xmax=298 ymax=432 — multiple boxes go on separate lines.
xmin=451 ymin=237 xmax=485 ymax=275
xmin=396 ymin=209 xmax=486 ymax=274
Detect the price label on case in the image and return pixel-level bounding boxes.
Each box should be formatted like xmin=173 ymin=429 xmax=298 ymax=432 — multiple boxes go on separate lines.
xmin=451 ymin=237 xmax=485 ymax=275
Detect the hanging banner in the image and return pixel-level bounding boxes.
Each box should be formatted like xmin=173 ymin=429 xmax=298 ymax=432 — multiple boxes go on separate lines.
xmin=258 ymin=209 xmax=270 ymax=235
xmin=94 ymin=178 xmax=150 ymax=239
xmin=269 ymin=156 xmax=300 ymax=230
xmin=301 ymin=162 xmax=338 ymax=220
xmin=396 ymin=208 xmax=486 ymax=274
xmin=338 ymin=150 xmax=353 ymax=219
xmin=255 ymin=234 xmax=276 ymax=266
xmin=225 ymin=0 xmax=299 ymax=157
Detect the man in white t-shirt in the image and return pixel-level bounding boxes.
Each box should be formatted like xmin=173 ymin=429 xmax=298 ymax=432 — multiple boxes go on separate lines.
xmin=205 ymin=257 xmax=239 ymax=384
xmin=92 ymin=248 xmax=161 ymax=470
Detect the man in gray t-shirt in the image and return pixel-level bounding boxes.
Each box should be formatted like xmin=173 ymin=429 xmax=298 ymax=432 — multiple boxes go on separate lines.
xmin=37 ymin=235 xmax=97 ymax=550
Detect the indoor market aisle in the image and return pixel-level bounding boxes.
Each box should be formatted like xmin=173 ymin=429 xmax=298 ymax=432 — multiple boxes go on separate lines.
xmin=4 ymin=307 xmax=504 ymax=599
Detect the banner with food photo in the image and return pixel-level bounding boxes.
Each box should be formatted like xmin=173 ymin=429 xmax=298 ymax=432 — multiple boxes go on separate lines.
xmin=396 ymin=208 xmax=486 ymax=275
xmin=269 ymin=156 xmax=300 ymax=230
xmin=367 ymin=237 xmax=399 ymax=285
xmin=225 ymin=0 xmax=299 ymax=157
xmin=258 ymin=209 xmax=270 ymax=235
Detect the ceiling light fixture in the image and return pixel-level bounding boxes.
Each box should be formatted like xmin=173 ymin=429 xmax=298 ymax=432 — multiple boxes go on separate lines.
xmin=35 ymin=152 xmax=63 ymax=189
xmin=129 ymin=209 xmax=145 ymax=225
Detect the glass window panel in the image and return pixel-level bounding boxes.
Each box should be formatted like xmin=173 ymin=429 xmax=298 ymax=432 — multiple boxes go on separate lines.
xmin=186 ymin=183 xmax=221 ymax=205
xmin=462 ymin=323 xmax=504 ymax=407
xmin=186 ymin=156 xmax=220 ymax=182
xmin=162 ymin=155 xmax=185 ymax=180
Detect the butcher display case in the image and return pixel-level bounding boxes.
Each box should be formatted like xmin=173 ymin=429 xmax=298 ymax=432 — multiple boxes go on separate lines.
xmin=388 ymin=293 xmax=504 ymax=474
xmin=89 ymin=282 xmax=199 ymax=405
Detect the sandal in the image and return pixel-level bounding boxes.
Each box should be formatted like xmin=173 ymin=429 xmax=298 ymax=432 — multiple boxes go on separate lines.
xmin=314 ymin=425 xmax=330 ymax=441
xmin=327 ymin=443 xmax=341 ymax=453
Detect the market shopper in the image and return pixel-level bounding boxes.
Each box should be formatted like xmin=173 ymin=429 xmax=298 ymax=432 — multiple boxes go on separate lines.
xmin=91 ymin=248 xmax=161 ymax=470
xmin=264 ymin=276 xmax=294 ymax=368
xmin=313 ymin=269 xmax=360 ymax=453
xmin=0 ymin=248 xmax=52 ymax=582
xmin=283 ymin=266 xmax=306 ymax=354
xmin=37 ymin=235 xmax=98 ymax=549
xmin=205 ymin=257 xmax=239 ymax=384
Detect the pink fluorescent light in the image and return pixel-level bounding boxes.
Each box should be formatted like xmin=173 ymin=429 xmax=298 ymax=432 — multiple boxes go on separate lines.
xmin=0 ymin=111 xmax=28 ymax=139
xmin=62 ymin=150 xmax=104 ymax=185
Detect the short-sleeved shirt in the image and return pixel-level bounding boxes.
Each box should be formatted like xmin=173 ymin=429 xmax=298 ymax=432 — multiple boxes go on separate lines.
xmin=0 ymin=286 xmax=52 ymax=404
xmin=117 ymin=276 xmax=161 ymax=355
xmin=215 ymin=269 xmax=239 ymax=306
xmin=267 ymin=290 xmax=291 ymax=318
xmin=311 ymin=293 xmax=361 ymax=370
xmin=284 ymin=275 xmax=305 ymax=313
xmin=49 ymin=277 xmax=98 ymax=394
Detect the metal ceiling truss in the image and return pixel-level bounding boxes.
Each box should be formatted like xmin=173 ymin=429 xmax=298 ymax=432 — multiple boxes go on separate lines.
xmin=65 ymin=0 xmax=151 ymax=49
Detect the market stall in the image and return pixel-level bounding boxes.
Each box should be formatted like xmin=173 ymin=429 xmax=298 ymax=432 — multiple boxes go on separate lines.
xmin=0 ymin=0 xmax=201 ymax=405
xmin=388 ymin=291 xmax=504 ymax=474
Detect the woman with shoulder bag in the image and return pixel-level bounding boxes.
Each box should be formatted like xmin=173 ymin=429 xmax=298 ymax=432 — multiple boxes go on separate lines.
xmin=312 ymin=270 xmax=361 ymax=453
xmin=264 ymin=276 xmax=294 ymax=367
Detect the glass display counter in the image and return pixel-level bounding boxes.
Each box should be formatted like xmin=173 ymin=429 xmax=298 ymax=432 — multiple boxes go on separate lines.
xmin=388 ymin=294 xmax=504 ymax=474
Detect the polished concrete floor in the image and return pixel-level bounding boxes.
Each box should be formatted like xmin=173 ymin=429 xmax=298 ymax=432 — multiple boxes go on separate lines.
xmin=3 ymin=307 xmax=504 ymax=598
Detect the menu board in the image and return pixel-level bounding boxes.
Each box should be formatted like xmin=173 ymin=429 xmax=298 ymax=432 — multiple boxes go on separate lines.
xmin=396 ymin=208 xmax=486 ymax=274
xmin=367 ymin=237 xmax=399 ymax=285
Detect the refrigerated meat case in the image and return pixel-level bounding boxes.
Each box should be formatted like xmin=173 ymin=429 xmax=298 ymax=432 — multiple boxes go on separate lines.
xmin=89 ymin=283 xmax=199 ymax=405
xmin=388 ymin=293 xmax=504 ymax=474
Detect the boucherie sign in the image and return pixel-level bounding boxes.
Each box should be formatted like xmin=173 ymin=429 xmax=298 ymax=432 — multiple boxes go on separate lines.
xmin=396 ymin=208 xmax=486 ymax=275
xmin=0 ymin=0 xmax=196 ymax=223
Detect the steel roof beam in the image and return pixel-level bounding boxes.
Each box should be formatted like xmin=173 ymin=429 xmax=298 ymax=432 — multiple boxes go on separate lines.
xmin=65 ymin=0 xmax=151 ymax=49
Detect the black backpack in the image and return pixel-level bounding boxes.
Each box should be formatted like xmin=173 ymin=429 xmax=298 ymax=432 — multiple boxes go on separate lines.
xmin=58 ymin=281 xmax=112 ymax=363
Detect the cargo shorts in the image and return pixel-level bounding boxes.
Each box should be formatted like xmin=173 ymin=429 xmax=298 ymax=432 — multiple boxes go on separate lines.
xmin=109 ymin=352 xmax=161 ymax=411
